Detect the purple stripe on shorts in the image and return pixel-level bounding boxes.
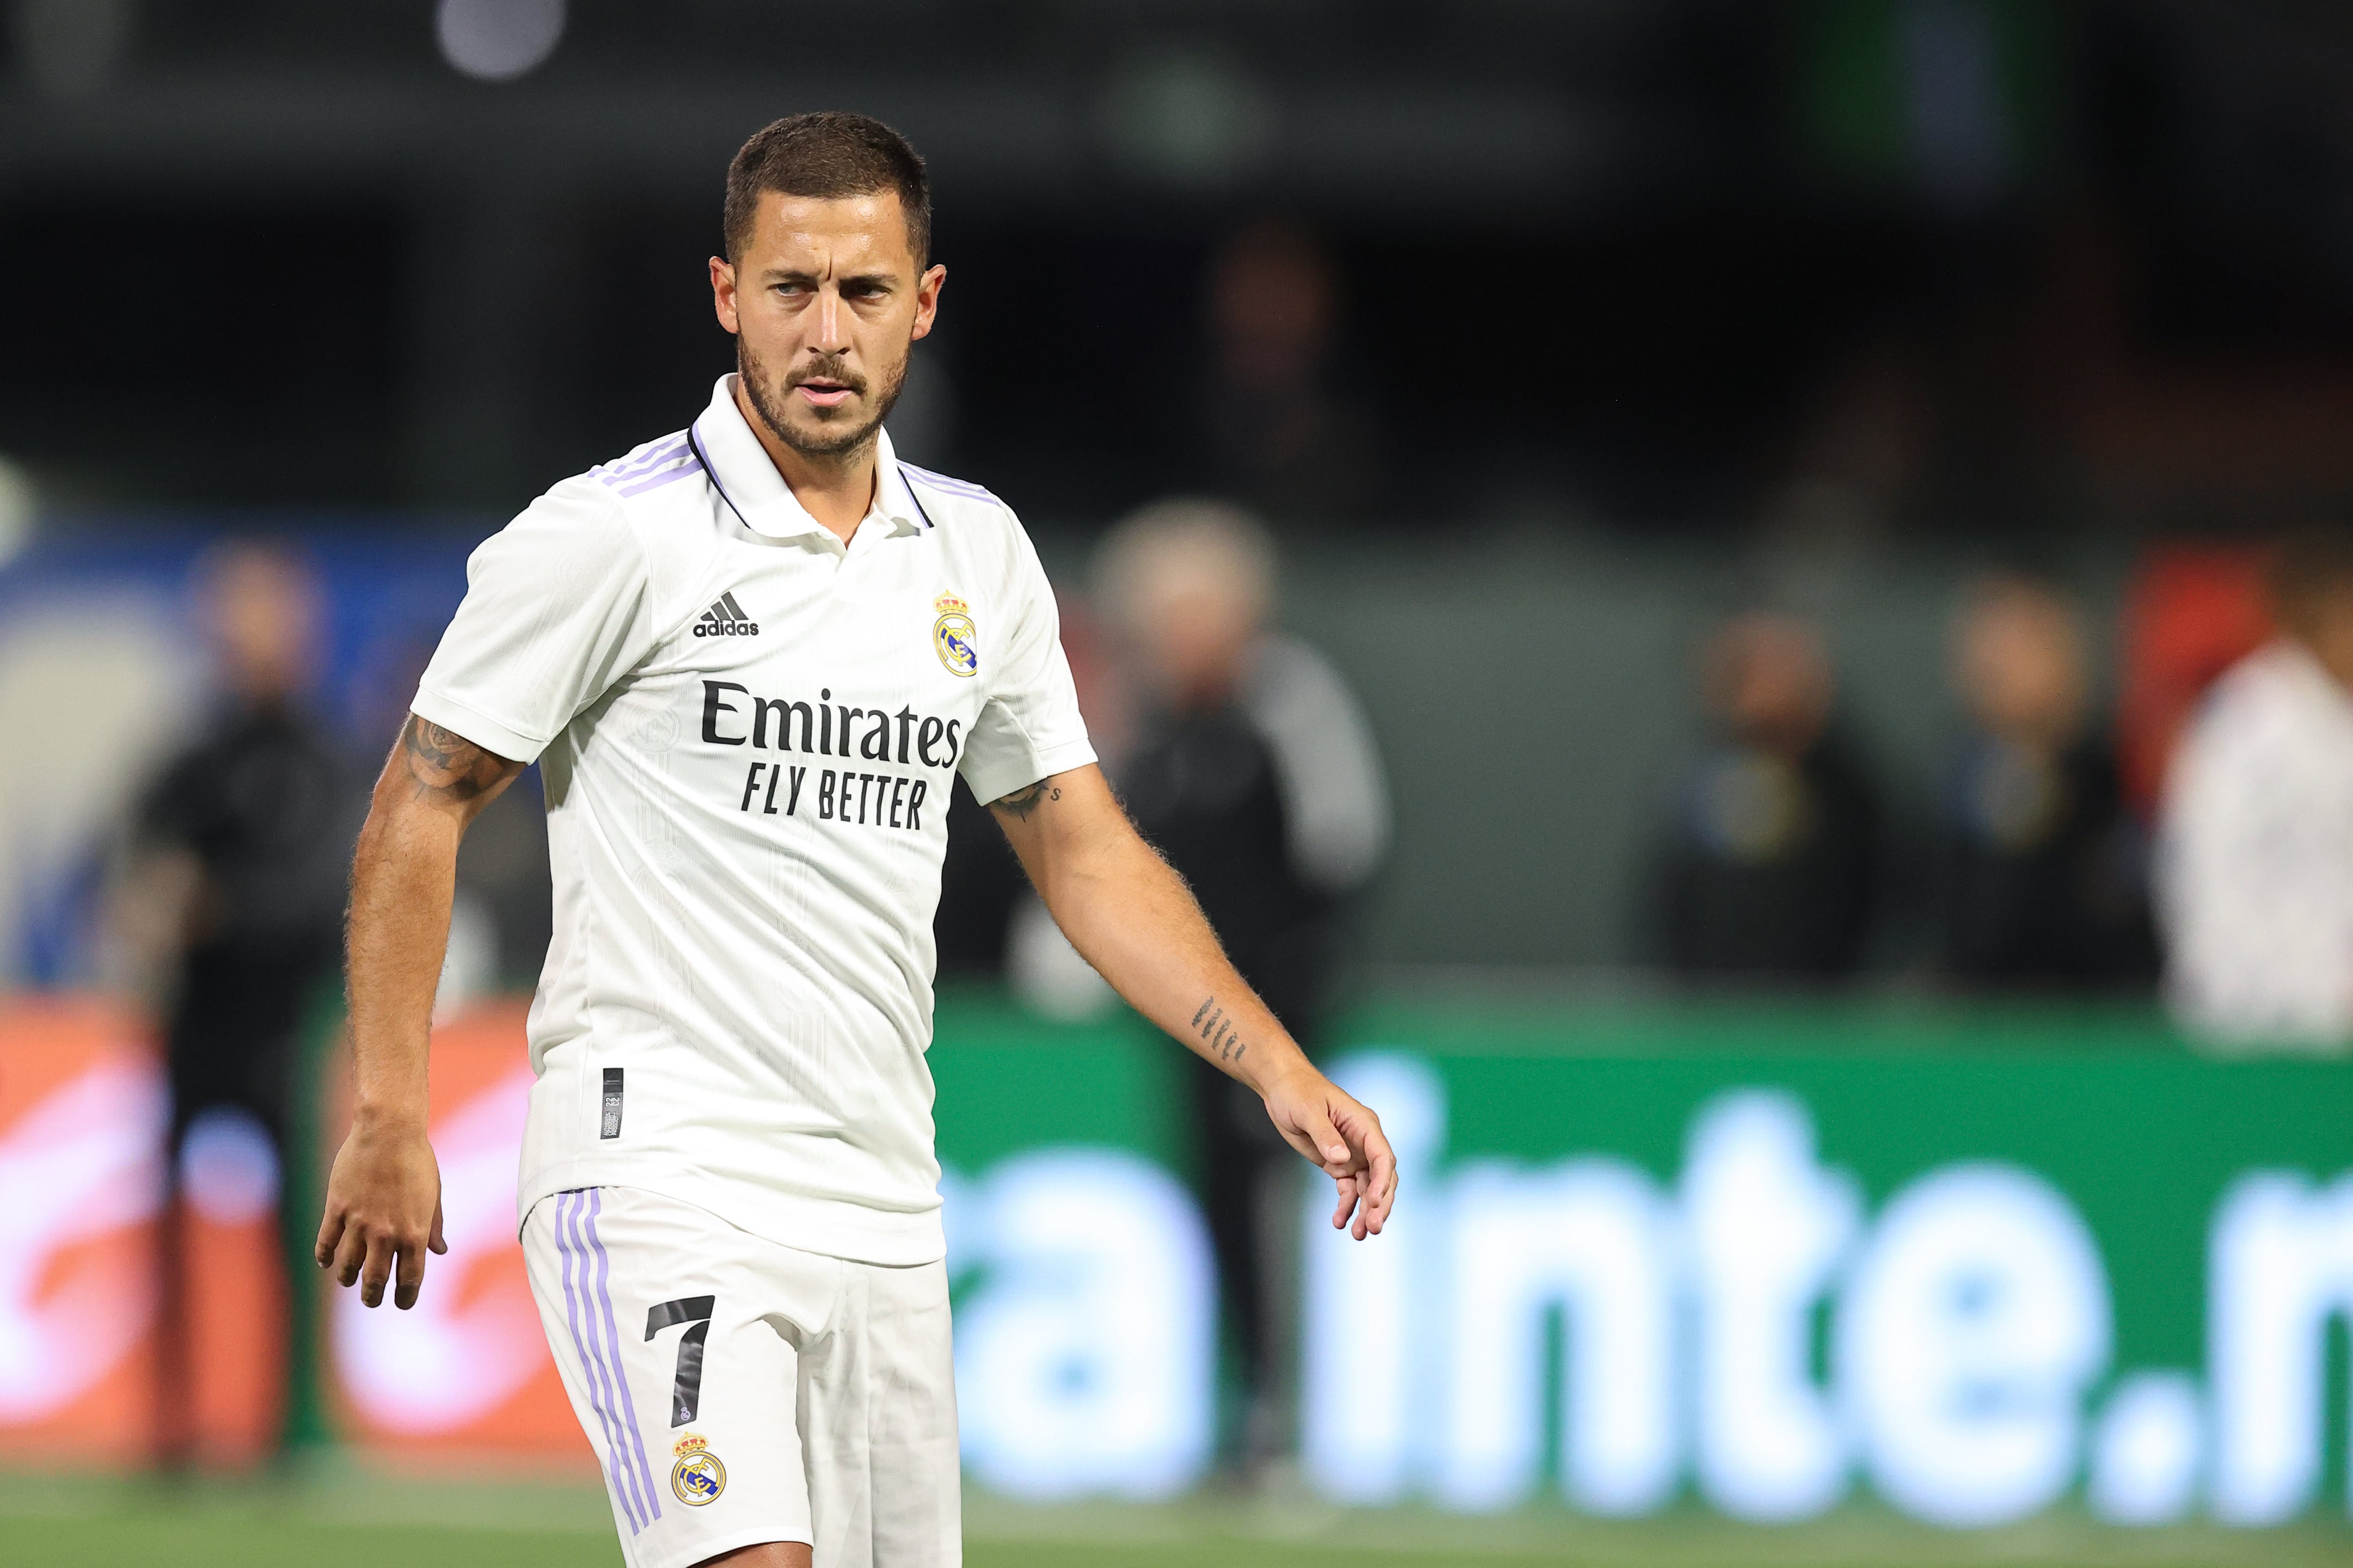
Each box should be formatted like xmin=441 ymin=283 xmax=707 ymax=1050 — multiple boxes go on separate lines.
xmin=560 ymin=1197 xmax=630 ymax=1524
xmin=616 ymin=456 xmax=704 ymax=498
xmin=555 ymin=1199 xmax=618 ymax=1525
xmin=560 ymin=1193 xmax=647 ymax=1533
xmin=608 ymin=435 xmax=689 ymax=478
xmin=584 ymin=1196 xmax=663 ymax=1531
xmin=586 ymin=1190 xmax=664 ymax=1523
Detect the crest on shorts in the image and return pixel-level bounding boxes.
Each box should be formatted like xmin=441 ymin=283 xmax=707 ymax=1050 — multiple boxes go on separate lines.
xmin=671 ymin=1432 xmax=727 ymax=1506
xmin=933 ymin=592 xmax=979 ymax=678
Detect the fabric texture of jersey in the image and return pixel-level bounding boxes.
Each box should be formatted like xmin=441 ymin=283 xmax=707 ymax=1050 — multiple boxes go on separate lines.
xmin=413 ymin=377 xmax=1096 ymax=1263
xmin=521 ymin=1185 xmax=960 ymax=1568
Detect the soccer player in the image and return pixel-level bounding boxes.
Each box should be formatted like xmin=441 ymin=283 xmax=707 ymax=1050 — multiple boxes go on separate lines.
xmin=314 ymin=112 xmax=1396 ymax=1568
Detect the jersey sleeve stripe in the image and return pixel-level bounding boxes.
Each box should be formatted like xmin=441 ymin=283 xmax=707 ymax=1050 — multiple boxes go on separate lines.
xmin=898 ymin=460 xmax=1000 ymax=505
xmin=557 ymin=1192 xmax=651 ymax=1533
xmin=595 ymin=456 xmax=679 ymax=490
xmin=613 ymin=453 xmax=706 ymax=498
xmin=598 ymin=435 xmax=689 ymax=479
xmin=907 ymin=476 xmax=993 ymax=502
xmin=585 ymin=1190 xmax=665 ymax=1522
xmin=590 ymin=449 xmax=682 ymax=487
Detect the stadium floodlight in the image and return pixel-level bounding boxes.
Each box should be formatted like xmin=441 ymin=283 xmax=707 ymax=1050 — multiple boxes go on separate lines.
xmin=434 ymin=0 xmax=565 ymax=83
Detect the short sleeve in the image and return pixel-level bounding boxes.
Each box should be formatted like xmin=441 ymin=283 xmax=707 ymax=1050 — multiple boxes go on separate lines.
xmin=956 ymin=522 xmax=1096 ymax=804
xmin=411 ymin=482 xmax=657 ymax=765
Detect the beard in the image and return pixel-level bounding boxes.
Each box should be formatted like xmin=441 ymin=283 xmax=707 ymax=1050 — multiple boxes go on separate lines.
xmin=738 ymin=337 xmax=910 ymax=459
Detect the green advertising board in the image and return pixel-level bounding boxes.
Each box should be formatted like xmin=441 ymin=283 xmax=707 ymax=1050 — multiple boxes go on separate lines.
xmin=928 ymin=989 xmax=2353 ymax=1530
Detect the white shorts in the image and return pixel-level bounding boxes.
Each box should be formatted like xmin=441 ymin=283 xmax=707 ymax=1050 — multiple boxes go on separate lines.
xmin=521 ymin=1186 xmax=960 ymax=1568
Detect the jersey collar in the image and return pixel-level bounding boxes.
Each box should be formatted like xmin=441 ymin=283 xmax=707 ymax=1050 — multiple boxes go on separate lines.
xmin=690 ymin=374 xmax=923 ymax=543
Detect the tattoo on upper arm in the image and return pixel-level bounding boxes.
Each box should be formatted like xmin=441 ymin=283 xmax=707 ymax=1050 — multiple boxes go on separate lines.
xmin=990 ymin=780 xmax=1062 ymax=820
xmin=398 ymin=715 xmax=520 ymax=802
xmin=1190 ymin=996 xmax=1247 ymax=1066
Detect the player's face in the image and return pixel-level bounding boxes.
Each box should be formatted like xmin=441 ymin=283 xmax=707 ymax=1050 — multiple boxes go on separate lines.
xmin=710 ymin=190 xmax=946 ymax=460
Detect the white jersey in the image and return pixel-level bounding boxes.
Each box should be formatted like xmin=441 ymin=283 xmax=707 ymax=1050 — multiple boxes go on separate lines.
xmin=414 ymin=376 xmax=1095 ymax=1264
xmin=2158 ymin=639 xmax=2353 ymax=1048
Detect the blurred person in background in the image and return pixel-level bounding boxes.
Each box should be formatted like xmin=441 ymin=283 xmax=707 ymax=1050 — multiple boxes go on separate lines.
xmin=1648 ymin=612 xmax=1880 ymax=980
xmin=934 ymin=589 xmax=1131 ymax=989
xmin=1176 ymin=221 xmax=1383 ymax=526
xmin=2160 ymin=522 xmax=2353 ymax=1048
xmin=350 ymin=633 xmax=553 ymax=1010
xmin=1090 ymin=499 xmax=1389 ymax=1473
xmin=1938 ymin=574 xmax=2156 ymax=988
xmin=109 ymin=542 xmax=361 ymax=1465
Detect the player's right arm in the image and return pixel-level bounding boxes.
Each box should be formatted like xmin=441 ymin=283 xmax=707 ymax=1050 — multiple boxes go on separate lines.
xmin=316 ymin=714 xmax=524 ymax=1310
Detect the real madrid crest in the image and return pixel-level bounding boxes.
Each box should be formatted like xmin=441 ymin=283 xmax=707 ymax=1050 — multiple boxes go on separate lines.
xmin=671 ymin=1432 xmax=727 ymax=1506
xmin=933 ymin=592 xmax=979 ymax=678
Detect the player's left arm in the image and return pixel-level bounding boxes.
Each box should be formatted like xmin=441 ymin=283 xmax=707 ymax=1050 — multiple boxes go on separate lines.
xmin=989 ymin=763 xmax=1396 ymax=1239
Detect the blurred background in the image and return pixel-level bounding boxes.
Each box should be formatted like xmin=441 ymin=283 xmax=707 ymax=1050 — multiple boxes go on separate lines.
xmin=5 ymin=3 xmax=2353 ymax=1565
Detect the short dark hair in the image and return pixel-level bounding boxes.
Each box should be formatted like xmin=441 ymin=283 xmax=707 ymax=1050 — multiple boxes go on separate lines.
xmin=723 ymin=112 xmax=931 ymax=269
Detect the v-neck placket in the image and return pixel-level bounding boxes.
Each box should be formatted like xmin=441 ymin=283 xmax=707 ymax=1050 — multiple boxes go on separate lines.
xmin=690 ymin=376 xmax=927 ymax=573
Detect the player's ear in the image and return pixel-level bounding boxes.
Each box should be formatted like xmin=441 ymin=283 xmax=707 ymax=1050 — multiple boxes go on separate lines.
xmin=911 ymin=263 xmax=946 ymax=342
xmin=710 ymin=255 xmax=741 ymax=335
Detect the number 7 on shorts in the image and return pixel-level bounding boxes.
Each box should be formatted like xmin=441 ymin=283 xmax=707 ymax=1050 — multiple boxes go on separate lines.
xmin=646 ymin=1295 xmax=715 ymax=1426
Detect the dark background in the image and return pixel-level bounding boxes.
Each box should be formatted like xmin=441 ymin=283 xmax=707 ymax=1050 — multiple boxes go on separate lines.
xmin=8 ymin=1 xmax=2353 ymax=534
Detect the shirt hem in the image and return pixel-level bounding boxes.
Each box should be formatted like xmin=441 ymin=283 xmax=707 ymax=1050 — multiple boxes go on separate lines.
xmin=960 ymin=737 xmax=1098 ymax=809
xmin=517 ymin=1154 xmax=947 ymax=1267
xmin=409 ymin=687 xmax=550 ymax=767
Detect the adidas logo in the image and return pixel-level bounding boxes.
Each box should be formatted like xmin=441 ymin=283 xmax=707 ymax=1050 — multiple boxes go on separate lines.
xmin=694 ymin=591 xmax=759 ymax=638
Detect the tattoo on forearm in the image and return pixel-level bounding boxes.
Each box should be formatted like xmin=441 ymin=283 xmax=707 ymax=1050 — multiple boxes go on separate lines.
xmin=990 ymin=780 xmax=1062 ymax=820
xmin=1190 ymin=996 xmax=1247 ymax=1065
xmin=399 ymin=715 xmax=518 ymax=802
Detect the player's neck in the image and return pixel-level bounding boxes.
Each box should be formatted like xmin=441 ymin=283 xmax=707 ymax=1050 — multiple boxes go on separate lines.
xmin=733 ymin=379 xmax=876 ymax=545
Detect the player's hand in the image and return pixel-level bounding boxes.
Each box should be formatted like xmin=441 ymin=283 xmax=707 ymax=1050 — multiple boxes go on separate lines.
xmin=316 ymin=1110 xmax=448 ymax=1310
xmin=1261 ymin=1066 xmax=1397 ymax=1240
